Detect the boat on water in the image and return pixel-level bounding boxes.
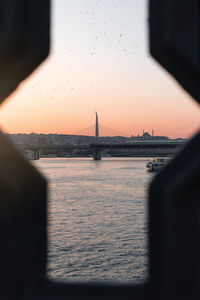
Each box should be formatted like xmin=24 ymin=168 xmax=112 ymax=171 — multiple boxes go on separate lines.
xmin=146 ymin=158 xmax=167 ymax=172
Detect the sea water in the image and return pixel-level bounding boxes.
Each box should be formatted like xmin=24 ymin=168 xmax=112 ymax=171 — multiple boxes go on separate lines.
xmin=34 ymin=157 xmax=152 ymax=283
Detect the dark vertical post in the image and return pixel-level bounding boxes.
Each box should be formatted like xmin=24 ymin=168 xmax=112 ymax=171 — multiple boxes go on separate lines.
xmin=0 ymin=133 xmax=47 ymax=299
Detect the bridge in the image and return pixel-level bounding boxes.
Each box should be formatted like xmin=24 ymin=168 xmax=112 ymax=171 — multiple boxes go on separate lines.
xmin=19 ymin=140 xmax=186 ymax=160
xmin=90 ymin=140 xmax=186 ymax=159
xmin=17 ymin=112 xmax=186 ymax=160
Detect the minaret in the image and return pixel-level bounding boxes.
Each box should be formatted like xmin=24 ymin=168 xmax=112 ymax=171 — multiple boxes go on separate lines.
xmin=152 ymin=129 xmax=154 ymax=138
xmin=95 ymin=112 xmax=99 ymax=140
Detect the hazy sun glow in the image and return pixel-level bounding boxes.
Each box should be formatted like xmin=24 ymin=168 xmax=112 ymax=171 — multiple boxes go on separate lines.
xmin=0 ymin=0 xmax=199 ymax=138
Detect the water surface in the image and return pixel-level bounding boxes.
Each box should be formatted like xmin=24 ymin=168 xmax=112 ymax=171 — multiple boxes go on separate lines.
xmin=34 ymin=158 xmax=152 ymax=282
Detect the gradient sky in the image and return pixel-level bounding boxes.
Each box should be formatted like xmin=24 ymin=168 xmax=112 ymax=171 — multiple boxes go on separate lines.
xmin=0 ymin=0 xmax=199 ymax=138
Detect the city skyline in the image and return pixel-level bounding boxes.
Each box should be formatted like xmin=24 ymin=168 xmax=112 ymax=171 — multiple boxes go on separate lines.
xmin=3 ymin=126 xmax=184 ymax=139
xmin=1 ymin=109 xmax=187 ymax=138
xmin=0 ymin=0 xmax=199 ymax=138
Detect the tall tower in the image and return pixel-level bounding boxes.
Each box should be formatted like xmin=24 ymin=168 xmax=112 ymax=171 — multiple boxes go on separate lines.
xmin=95 ymin=112 xmax=99 ymax=140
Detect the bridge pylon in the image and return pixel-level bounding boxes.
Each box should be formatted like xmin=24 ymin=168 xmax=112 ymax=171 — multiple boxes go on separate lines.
xmin=95 ymin=112 xmax=99 ymax=140
xmin=93 ymin=148 xmax=102 ymax=161
xmin=93 ymin=112 xmax=101 ymax=160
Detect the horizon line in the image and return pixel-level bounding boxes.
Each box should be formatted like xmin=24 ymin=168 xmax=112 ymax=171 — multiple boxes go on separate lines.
xmin=4 ymin=131 xmax=188 ymax=140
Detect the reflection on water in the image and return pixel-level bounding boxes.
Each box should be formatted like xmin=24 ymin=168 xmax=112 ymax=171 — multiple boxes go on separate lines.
xmin=34 ymin=158 xmax=152 ymax=282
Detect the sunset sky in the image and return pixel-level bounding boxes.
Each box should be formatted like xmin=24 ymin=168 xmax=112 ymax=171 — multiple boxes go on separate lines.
xmin=0 ymin=0 xmax=199 ymax=138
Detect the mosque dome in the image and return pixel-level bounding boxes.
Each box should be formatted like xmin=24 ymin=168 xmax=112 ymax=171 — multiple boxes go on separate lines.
xmin=142 ymin=132 xmax=152 ymax=139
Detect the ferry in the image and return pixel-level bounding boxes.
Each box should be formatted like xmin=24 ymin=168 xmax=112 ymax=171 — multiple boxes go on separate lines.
xmin=146 ymin=158 xmax=167 ymax=172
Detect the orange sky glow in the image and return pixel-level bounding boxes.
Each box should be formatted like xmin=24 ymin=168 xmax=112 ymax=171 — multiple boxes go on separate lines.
xmin=0 ymin=0 xmax=199 ymax=139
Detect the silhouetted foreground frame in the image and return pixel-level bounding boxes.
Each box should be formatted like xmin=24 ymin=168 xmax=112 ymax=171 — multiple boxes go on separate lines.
xmin=0 ymin=1 xmax=199 ymax=299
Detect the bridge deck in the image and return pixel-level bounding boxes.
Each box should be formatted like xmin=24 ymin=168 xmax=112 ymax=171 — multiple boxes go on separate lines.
xmin=19 ymin=141 xmax=186 ymax=151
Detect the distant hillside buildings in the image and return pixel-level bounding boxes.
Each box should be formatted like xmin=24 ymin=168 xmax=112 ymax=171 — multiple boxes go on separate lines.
xmin=135 ymin=131 xmax=169 ymax=141
xmin=6 ymin=132 xmax=187 ymax=146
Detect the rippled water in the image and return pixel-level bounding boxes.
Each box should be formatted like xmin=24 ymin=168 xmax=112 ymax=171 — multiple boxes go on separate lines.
xmin=34 ymin=158 xmax=152 ymax=283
